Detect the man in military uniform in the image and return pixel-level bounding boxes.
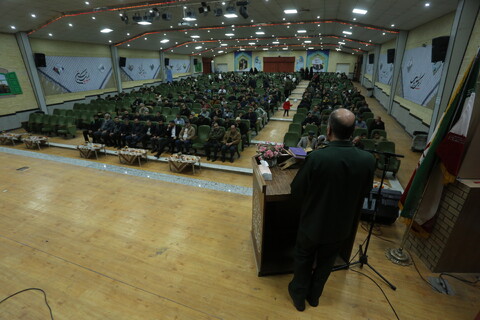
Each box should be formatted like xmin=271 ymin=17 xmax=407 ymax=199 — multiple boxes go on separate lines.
xmin=220 ymin=124 xmax=241 ymax=163
xmin=288 ymin=108 xmax=375 ymax=311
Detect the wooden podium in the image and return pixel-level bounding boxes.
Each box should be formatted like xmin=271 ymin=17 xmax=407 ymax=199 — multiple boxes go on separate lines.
xmin=251 ymin=156 xmax=361 ymax=276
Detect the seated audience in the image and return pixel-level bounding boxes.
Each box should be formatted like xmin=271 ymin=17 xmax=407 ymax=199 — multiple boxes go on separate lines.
xmin=221 ymin=125 xmax=241 ymax=163
xmin=175 ymin=121 xmax=196 ymax=154
xmin=204 ymin=122 xmax=225 ymax=162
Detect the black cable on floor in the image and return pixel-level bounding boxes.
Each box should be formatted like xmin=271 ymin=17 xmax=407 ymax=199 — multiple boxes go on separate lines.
xmin=0 ymin=288 xmax=54 ymax=320
xmin=440 ymin=273 xmax=480 ymax=287
xmin=409 ymin=253 xmax=442 ymax=293
xmin=350 ymin=269 xmax=400 ymax=320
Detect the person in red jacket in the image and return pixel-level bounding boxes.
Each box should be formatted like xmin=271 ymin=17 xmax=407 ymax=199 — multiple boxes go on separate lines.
xmin=283 ymin=98 xmax=292 ymax=117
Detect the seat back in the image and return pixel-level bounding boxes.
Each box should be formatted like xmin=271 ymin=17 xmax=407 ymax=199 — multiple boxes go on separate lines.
xmin=288 ymin=123 xmax=301 ymax=134
xmin=370 ymin=129 xmax=387 ymax=139
xmin=353 ymin=128 xmax=368 ymax=138
xmin=362 ymin=112 xmax=374 ymax=120
xmin=303 ymin=124 xmax=318 ymax=136
xmin=283 ymin=132 xmax=300 ymax=148
xmin=361 ymin=139 xmax=376 ymax=151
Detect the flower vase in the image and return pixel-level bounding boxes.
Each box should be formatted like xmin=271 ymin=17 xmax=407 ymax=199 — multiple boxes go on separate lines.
xmin=265 ymin=158 xmax=277 ymax=167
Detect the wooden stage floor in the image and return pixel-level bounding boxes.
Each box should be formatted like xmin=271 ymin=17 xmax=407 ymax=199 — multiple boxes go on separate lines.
xmin=1 ymin=81 xmax=478 ymax=319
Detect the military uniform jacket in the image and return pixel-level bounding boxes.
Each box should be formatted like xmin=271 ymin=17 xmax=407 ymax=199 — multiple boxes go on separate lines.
xmin=222 ymin=130 xmax=241 ymax=145
xmin=291 ymin=140 xmax=375 ymax=244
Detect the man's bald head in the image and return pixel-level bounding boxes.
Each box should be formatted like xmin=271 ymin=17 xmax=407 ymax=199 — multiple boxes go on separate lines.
xmin=328 ymin=108 xmax=356 ymax=140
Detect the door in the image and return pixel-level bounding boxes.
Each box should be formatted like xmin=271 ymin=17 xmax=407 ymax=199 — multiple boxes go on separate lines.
xmin=263 ymin=57 xmax=295 ymax=72
xmin=202 ymin=57 xmax=212 ymax=74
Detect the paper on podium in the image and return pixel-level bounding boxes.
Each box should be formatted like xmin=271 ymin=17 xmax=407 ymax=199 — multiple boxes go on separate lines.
xmin=288 ymin=147 xmax=307 ymax=159
xmin=258 ymin=164 xmax=272 ymax=180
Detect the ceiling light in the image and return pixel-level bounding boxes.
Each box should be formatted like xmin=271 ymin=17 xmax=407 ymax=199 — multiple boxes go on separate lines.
xmin=221 ymin=43 xmax=228 ymax=46
xmin=138 ymin=21 xmax=152 ymax=25
xmin=224 ymin=3 xmax=238 ymax=18
xmin=108 ymin=40 xmax=112 ymax=43
xmin=272 ymin=41 xmax=279 ymax=44
xmin=100 ymin=28 xmax=113 ymax=33
xmin=338 ymin=42 xmax=345 ymax=45
xmin=31 ymin=13 xmax=36 ymax=18
xmin=304 ymin=40 xmax=312 ymax=43
xmin=248 ymin=42 xmax=255 ymax=45
xmin=92 ymin=16 xmax=96 ymax=20
xmin=343 ymin=31 xmax=352 ymax=35
xmin=263 ymin=48 xmax=268 ymax=50
xmin=256 ymin=31 xmax=265 ymax=35
xmin=391 ymin=24 xmax=395 ymax=27
xmin=144 ymin=38 xmax=148 ymax=40
xmin=425 ymin=2 xmax=430 ymax=7
xmin=297 ymin=30 xmax=306 ymax=33
xmin=160 ymin=39 xmax=169 ymax=43
xmin=195 ymin=46 xmax=202 ymax=49
xmin=48 ymin=33 xmax=53 ymax=37
xmin=10 ymin=25 xmax=16 ymax=29
xmin=283 ymin=47 xmax=288 ymax=50
xmin=127 ymin=33 xmax=130 ymax=36
xmin=308 ymin=47 xmax=314 ymax=49
xmin=68 ymin=23 xmax=73 ymax=27
xmin=284 ymin=9 xmax=297 ymax=14
xmin=85 ymin=1 xmax=89 ymax=4
xmin=127 ymin=44 xmax=131 ymax=47
xmin=225 ymin=33 xmax=234 ymax=36
xmin=353 ymin=18 xmax=356 ymax=21
xmin=191 ymin=35 xmax=200 ymax=38
xmin=218 ymin=50 xmax=224 ymax=53
xmin=352 ymin=8 xmax=368 ymax=14
xmin=382 ymin=32 xmax=386 ymax=35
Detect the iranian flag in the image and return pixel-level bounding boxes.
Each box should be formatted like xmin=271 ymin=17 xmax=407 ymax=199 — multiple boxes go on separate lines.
xmin=399 ymin=48 xmax=480 ymax=224
xmin=436 ymin=92 xmax=476 ymax=183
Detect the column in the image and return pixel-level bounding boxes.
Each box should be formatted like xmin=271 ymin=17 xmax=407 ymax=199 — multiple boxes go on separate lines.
xmin=371 ymin=45 xmax=381 ymax=89
xmin=159 ymin=52 xmax=165 ymax=83
xmin=360 ymin=53 xmax=367 ymax=87
xmin=387 ymin=31 xmax=408 ymax=114
xmin=15 ymin=32 xmax=48 ymax=114
xmin=110 ymin=45 xmax=122 ymax=93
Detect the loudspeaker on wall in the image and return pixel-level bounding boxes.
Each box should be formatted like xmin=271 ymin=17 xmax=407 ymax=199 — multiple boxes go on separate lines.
xmin=119 ymin=57 xmax=126 ymax=67
xmin=34 ymin=53 xmax=46 ymax=68
xmin=368 ymin=54 xmax=374 ymax=64
xmin=164 ymin=58 xmax=170 ymax=66
xmin=387 ymin=49 xmax=395 ymax=64
xmin=432 ymin=36 xmax=449 ymax=63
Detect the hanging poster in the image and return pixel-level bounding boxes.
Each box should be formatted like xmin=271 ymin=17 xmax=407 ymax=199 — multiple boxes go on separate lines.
xmin=401 ymin=45 xmax=443 ymax=106
xmin=254 ymin=56 xmax=262 ymax=71
xmin=168 ymin=59 xmax=191 ymax=74
xmin=37 ymin=56 xmax=113 ymax=93
xmin=121 ymin=58 xmax=161 ymax=81
xmin=295 ymin=56 xmax=305 ymax=71
xmin=377 ymin=53 xmax=393 ymax=85
xmin=306 ymin=50 xmax=329 ymax=72
xmin=234 ymin=51 xmax=252 ymax=72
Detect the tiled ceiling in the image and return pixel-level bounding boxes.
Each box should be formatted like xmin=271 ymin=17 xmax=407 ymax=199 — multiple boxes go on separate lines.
xmin=0 ymin=0 xmax=458 ymax=57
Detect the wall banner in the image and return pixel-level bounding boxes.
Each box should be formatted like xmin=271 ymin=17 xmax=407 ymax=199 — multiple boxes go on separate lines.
xmin=167 ymin=59 xmax=191 ymax=74
xmin=377 ymin=53 xmax=393 ymax=85
xmin=121 ymin=58 xmax=161 ymax=81
xmin=37 ymin=56 xmax=113 ymax=93
xmin=234 ymin=51 xmax=252 ymax=72
xmin=306 ymin=50 xmax=329 ymax=72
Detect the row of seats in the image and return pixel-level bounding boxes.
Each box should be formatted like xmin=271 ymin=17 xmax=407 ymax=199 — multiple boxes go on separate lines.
xmin=28 ymin=114 xmax=77 ymax=137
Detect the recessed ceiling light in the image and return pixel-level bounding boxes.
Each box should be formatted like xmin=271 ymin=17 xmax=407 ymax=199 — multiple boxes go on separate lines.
xmin=284 ymin=9 xmax=298 ymax=14
xmin=308 ymin=47 xmax=314 ymax=49
xmin=263 ymin=48 xmax=269 ymax=50
xmin=48 ymin=33 xmax=53 ymax=37
xmin=382 ymin=32 xmax=386 ymax=35
xmin=391 ymin=24 xmax=395 ymax=27
xmin=343 ymin=31 xmax=352 ymax=35
xmin=256 ymin=31 xmax=265 ymax=35
xmin=283 ymin=47 xmax=288 ymax=50
xmin=221 ymin=43 xmax=228 ymax=46
xmin=225 ymin=33 xmax=234 ymax=36
xmin=350 ymin=26 xmax=353 ymax=29
xmin=10 ymin=25 xmax=16 ymax=29
xmin=353 ymin=18 xmax=356 ymax=21
xmin=338 ymin=42 xmax=345 ymax=45
xmin=108 ymin=40 xmax=112 ymax=43
xmin=248 ymin=42 xmax=255 ymax=45
xmin=160 ymin=39 xmax=169 ymax=43
xmin=92 ymin=16 xmax=96 ymax=20
xmin=138 ymin=21 xmax=152 ymax=25
xmin=272 ymin=41 xmax=279 ymax=44
xmin=369 ymin=40 xmax=372 ymax=42
xmin=68 ymin=23 xmax=73 ymax=27
xmin=145 ymin=37 xmax=148 ymax=40
xmin=425 ymin=2 xmax=430 ymax=7
xmin=251 ymin=19 xmax=254 ymax=22
xmin=222 ymin=22 xmax=224 ymax=24
xmin=31 ymin=13 xmax=36 ymax=18
xmin=282 ymin=18 xmax=286 ymax=21
xmin=85 ymin=1 xmax=89 ymax=4
xmin=195 ymin=46 xmax=202 ymax=49
xmin=297 ymin=30 xmax=306 ymax=33
xmin=191 ymin=35 xmax=200 ymax=38
xmin=100 ymin=28 xmax=113 ymax=33
xmin=127 ymin=44 xmax=130 ymax=47
xmin=186 ymin=45 xmax=188 ymax=47
xmin=352 ymin=8 xmax=367 ymax=14
xmin=224 ymin=13 xmax=238 ymax=18
xmin=317 ymin=15 xmax=320 ymax=19
xmin=127 ymin=33 xmax=130 ymax=36
xmin=222 ymin=1 xmax=226 ymax=4
xmin=304 ymin=40 xmax=312 ymax=43
xmin=218 ymin=50 xmax=224 ymax=53
xmin=240 ymin=48 xmax=245 ymax=51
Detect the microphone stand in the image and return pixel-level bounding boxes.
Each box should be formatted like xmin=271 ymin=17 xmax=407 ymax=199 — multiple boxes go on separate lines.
xmin=333 ymin=150 xmax=404 ymax=291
